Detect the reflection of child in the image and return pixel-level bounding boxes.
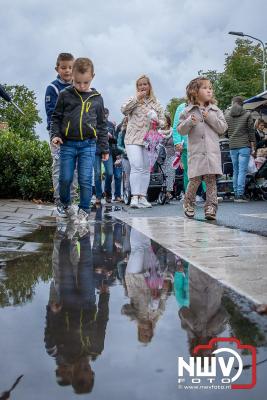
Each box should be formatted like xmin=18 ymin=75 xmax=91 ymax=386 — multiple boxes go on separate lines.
xmin=174 ymin=257 xmax=189 ymax=309
xmin=45 ymin=231 xmax=109 ymax=395
xmin=177 ymin=267 xmax=228 ymax=359
xmin=121 ymin=229 xmax=169 ymax=344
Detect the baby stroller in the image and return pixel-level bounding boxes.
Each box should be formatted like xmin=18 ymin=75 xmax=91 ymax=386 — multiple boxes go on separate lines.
xmin=146 ymin=143 xmax=167 ymax=205
xmin=217 ymin=138 xmax=234 ymax=199
xmin=245 ymin=159 xmax=267 ymax=200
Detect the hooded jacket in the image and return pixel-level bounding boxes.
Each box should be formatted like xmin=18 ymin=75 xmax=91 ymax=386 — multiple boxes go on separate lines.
xmin=224 ymin=104 xmax=255 ymax=149
xmin=50 ymin=86 xmax=109 ymax=154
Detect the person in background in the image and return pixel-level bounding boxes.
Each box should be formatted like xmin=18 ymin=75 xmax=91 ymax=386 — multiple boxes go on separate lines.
xmin=173 ymin=102 xmax=206 ymax=202
xmin=45 ymin=52 xmax=78 ymax=215
xmin=117 ymin=117 xmax=131 ymax=202
xmin=93 ymin=108 xmax=114 ymax=204
xmin=255 ymin=118 xmax=267 ymax=149
xmin=107 ymin=109 xmax=123 ymax=202
xmin=121 ymin=75 xmax=165 ymax=209
xmin=224 ymin=96 xmax=255 ymax=202
xmin=159 ymin=112 xmax=176 ymax=201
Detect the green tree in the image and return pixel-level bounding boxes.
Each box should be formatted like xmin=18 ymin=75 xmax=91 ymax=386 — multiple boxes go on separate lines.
xmin=200 ymin=39 xmax=263 ymax=109
xmin=166 ymin=97 xmax=187 ymax=124
xmin=0 ymin=84 xmax=41 ymax=140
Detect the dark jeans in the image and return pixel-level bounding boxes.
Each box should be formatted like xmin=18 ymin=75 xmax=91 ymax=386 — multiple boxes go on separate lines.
xmin=59 ymin=139 xmax=96 ymax=212
xmin=94 ymin=154 xmax=113 ymax=199
xmin=113 ymin=164 xmax=122 ymax=198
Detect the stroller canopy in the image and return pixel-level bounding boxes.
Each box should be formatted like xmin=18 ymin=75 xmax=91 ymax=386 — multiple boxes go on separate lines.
xmin=244 ymin=90 xmax=267 ymax=113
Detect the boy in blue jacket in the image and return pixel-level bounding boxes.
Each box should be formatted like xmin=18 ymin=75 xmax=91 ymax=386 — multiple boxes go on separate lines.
xmin=45 ymin=53 xmax=77 ymax=212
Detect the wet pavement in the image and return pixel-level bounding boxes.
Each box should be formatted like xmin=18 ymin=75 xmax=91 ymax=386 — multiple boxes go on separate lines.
xmin=0 ymin=201 xmax=267 ymax=399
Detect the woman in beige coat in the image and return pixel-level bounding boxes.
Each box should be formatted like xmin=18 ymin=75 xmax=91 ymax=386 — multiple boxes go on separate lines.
xmin=121 ymin=75 xmax=165 ymax=208
xmin=178 ymin=77 xmax=227 ymax=220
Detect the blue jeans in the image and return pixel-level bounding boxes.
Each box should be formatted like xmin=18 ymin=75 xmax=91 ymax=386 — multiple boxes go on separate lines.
xmin=94 ymin=154 xmax=113 ymax=199
xmin=230 ymin=147 xmax=251 ymax=196
xmin=113 ymin=164 xmax=122 ymax=197
xmin=59 ymin=139 xmax=96 ymax=212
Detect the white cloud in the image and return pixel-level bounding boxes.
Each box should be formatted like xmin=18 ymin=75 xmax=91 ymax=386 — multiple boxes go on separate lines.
xmin=1 ymin=0 xmax=266 ymax=140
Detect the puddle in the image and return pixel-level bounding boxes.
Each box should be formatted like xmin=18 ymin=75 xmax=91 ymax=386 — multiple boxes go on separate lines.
xmin=0 ymin=211 xmax=267 ymax=399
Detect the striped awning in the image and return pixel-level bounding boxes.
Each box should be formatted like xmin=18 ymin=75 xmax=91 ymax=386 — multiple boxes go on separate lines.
xmin=244 ymin=90 xmax=267 ymax=111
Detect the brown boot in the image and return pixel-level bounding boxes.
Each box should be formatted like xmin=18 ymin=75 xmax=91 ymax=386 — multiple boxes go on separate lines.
xmin=205 ymin=205 xmax=216 ymax=220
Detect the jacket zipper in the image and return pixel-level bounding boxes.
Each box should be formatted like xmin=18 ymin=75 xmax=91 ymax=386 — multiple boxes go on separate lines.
xmin=74 ymin=89 xmax=98 ymax=140
xmin=65 ymin=121 xmax=70 ymax=136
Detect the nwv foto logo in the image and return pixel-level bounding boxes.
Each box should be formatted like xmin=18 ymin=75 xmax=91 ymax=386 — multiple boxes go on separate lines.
xmin=178 ymin=338 xmax=256 ymax=390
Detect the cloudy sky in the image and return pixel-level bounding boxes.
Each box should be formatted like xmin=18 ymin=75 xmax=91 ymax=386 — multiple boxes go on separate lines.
xmin=1 ymin=0 xmax=267 ymax=140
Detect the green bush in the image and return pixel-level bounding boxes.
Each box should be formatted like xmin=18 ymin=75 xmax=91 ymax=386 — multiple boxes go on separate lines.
xmin=0 ymin=130 xmax=53 ymax=201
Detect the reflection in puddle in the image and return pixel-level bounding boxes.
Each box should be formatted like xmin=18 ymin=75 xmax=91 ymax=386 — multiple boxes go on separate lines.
xmin=0 ymin=210 xmax=266 ymax=399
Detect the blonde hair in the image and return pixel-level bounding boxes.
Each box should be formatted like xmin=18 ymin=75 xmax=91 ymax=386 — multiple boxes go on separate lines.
xmin=186 ymin=77 xmax=216 ymax=105
xmin=136 ymin=74 xmax=156 ymax=101
xmin=73 ymin=57 xmax=94 ymax=75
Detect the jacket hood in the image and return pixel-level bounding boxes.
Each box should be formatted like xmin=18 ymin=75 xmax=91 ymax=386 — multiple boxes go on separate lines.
xmin=229 ymin=103 xmax=246 ymax=117
xmin=68 ymin=86 xmax=100 ymax=97
xmin=186 ymin=103 xmax=219 ymax=112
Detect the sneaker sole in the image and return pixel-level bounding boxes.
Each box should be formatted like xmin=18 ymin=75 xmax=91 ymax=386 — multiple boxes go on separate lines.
xmin=205 ymin=214 xmax=216 ymax=220
xmin=56 ymin=212 xmax=68 ymax=218
xmin=130 ymin=204 xmax=139 ymax=208
xmin=184 ymin=212 xmax=194 ymax=218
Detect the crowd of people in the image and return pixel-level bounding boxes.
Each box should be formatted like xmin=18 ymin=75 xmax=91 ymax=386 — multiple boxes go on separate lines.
xmin=45 ymin=53 xmax=267 ymax=224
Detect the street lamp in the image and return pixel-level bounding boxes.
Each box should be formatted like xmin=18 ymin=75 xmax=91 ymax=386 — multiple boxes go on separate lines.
xmin=228 ymin=31 xmax=267 ymax=92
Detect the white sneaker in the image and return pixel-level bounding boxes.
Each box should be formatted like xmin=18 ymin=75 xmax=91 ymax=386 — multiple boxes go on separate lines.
xmin=195 ymin=195 xmax=204 ymax=203
xmin=56 ymin=204 xmax=67 ymax=218
xmin=178 ymin=192 xmax=185 ymax=202
xmin=138 ymin=196 xmax=152 ymax=208
xmin=77 ymin=224 xmax=90 ymax=237
xmin=77 ymin=208 xmax=90 ymax=224
xmin=130 ymin=196 xmax=139 ymax=208
xmin=58 ymin=204 xmax=76 ymax=220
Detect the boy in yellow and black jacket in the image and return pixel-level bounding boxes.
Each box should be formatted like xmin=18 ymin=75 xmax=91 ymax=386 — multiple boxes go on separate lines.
xmin=51 ymin=57 xmax=109 ymax=223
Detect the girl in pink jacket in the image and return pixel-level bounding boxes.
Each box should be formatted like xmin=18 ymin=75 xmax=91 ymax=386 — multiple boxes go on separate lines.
xmin=178 ymin=77 xmax=227 ymax=220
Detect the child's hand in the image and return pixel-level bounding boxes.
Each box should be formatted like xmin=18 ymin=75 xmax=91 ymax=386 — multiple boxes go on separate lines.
xmin=102 ymin=153 xmax=109 ymax=161
xmin=51 ymin=137 xmax=63 ymax=146
xmin=202 ymin=110 xmax=209 ymax=119
xmin=191 ymin=113 xmax=198 ymax=125
xmin=175 ymin=144 xmax=183 ymax=152
xmin=114 ymin=158 xmax=122 ymax=167
xmin=137 ymin=90 xmax=147 ymax=101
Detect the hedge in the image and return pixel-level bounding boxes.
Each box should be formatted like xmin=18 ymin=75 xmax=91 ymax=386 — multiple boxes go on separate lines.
xmin=0 ymin=130 xmax=53 ymax=201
